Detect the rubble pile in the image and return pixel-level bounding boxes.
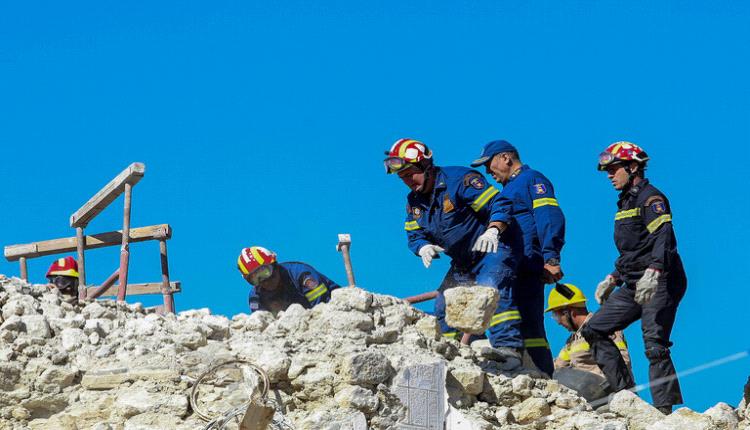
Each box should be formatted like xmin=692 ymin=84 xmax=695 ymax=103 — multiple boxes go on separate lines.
xmin=0 ymin=274 xmax=748 ymax=430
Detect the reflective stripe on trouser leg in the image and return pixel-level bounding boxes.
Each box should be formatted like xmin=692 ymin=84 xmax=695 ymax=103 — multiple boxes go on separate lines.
xmin=473 ymin=251 xmax=523 ymax=349
xmin=517 ymin=271 xmax=554 ymax=376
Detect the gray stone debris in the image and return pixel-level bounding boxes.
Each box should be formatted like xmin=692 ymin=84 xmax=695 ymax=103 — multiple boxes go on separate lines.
xmin=0 ymin=274 xmax=747 ymax=430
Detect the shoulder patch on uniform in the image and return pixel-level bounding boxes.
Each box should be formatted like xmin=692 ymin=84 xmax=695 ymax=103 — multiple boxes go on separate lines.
xmin=443 ymin=195 xmax=455 ymax=213
xmin=249 ymin=300 xmax=260 ymax=311
xmin=302 ymin=275 xmax=318 ymax=291
xmin=533 ymin=184 xmax=547 ymax=195
xmin=645 ymin=196 xmax=666 ymax=214
xmin=412 ymin=206 xmax=423 ymax=219
xmin=464 ymin=173 xmax=486 ymax=189
xmin=650 ymin=201 xmax=666 ymax=214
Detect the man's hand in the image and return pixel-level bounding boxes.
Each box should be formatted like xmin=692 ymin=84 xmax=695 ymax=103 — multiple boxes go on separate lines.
xmin=595 ymin=275 xmax=618 ymax=304
xmin=635 ymin=268 xmax=660 ymax=305
xmin=418 ymin=244 xmax=445 ymax=269
xmin=472 ymin=227 xmax=500 ymax=253
xmin=542 ymin=263 xmax=563 ymax=284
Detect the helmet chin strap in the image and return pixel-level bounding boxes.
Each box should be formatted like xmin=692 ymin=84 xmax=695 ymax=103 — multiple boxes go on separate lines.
xmin=565 ymin=309 xmax=577 ymax=331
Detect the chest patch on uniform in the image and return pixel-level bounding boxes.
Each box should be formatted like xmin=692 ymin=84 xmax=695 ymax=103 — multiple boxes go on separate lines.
xmin=412 ymin=206 xmax=423 ymax=219
xmin=443 ymin=195 xmax=455 ymax=213
xmin=464 ymin=173 xmax=485 ymax=190
xmin=533 ymin=184 xmax=547 ymax=195
xmin=302 ymin=275 xmax=318 ymax=291
xmin=650 ymin=201 xmax=666 ymax=214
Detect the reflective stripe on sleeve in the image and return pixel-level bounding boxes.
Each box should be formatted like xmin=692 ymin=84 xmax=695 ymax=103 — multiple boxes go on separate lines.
xmin=615 ymin=208 xmax=641 ymax=220
xmin=471 ymin=186 xmax=499 ymax=212
xmin=305 ymin=284 xmax=328 ymax=301
xmin=646 ymin=214 xmax=672 ymax=233
xmin=404 ymin=221 xmax=421 ymax=231
xmin=532 ymin=198 xmax=559 ymax=209
xmin=443 ymin=332 xmax=459 ymax=339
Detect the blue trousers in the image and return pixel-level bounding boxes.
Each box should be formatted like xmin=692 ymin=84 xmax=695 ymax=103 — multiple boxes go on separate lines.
xmin=434 ymin=249 xmax=523 ymax=349
xmin=516 ymin=270 xmax=554 ymax=376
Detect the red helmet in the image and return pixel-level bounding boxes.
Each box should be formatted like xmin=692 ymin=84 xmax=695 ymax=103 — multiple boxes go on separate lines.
xmin=237 ymin=246 xmax=277 ymax=276
xmin=384 ymin=138 xmax=433 ymax=174
xmin=46 ymin=256 xmax=79 ymax=279
xmin=598 ymin=141 xmax=649 ymax=171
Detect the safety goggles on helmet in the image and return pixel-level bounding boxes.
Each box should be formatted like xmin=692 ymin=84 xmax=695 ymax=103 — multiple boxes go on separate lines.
xmin=384 ymin=157 xmax=412 ymax=174
xmin=245 ymin=265 xmax=274 ymax=286
xmin=597 ymin=152 xmax=619 ymax=171
xmin=50 ymin=275 xmax=77 ymax=294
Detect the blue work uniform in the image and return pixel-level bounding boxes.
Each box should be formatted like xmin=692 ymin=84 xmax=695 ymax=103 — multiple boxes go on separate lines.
xmin=499 ymin=165 xmax=566 ymax=376
xmin=404 ymin=166 xmax=524 ymax=349
xmin=248 ymin=262 xmax=340 ymax=313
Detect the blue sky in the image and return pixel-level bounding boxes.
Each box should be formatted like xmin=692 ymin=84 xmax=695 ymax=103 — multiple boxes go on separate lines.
xmin=1 ymin=0 xmax=748 ymax=412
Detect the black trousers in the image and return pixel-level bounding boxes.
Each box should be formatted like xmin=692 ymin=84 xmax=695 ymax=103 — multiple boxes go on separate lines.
xmin=581 ymin=267 xmax=687 ymax=408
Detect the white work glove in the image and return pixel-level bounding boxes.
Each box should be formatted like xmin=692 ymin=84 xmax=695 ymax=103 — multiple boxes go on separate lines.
xmin=635 ymin=268 xmax=661 ymax=305
xmin=595 ymin=275 xmax=618 ymax=304
xmin=418 ymin=244 xmax=445 ymax=269
xmin=472 ymin=227 xmax=499 ymax=253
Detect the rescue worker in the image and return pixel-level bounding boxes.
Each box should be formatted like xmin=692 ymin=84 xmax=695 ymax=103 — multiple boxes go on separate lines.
xmin=45 ymin=256 xmax=80 ymax=304
xmin=470 ymin=140 xmax=565 ymax=377
xmin=581 ymin=141 xmax=687 ymax=414
xmin=385 ymin=138 xmax=525 ymax=367
xmin=546 ymin=283 xmax=632 ymax=402
xmin=237 ymin=246 xmax=341 ymax=314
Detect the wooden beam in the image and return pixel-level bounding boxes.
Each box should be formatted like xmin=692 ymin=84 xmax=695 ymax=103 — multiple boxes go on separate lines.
xmin=86 ymin=281 xmax=181 ymax=299
xmin=4 ymin=224 xmax=171 ymax=261
xmin=70 ymin=162 xmax=145 ymax=228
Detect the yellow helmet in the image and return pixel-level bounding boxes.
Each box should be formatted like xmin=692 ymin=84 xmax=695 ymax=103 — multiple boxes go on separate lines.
xmin=545 ymin=283 xmax=587 ymax=313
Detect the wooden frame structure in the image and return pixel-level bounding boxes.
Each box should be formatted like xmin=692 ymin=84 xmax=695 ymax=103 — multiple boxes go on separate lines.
xmin=3 ymin=163 xmax=179 ymax=313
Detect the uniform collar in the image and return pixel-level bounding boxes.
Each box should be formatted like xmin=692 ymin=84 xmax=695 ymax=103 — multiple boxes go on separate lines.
xmin=507 ymin=164 xmax=529 ymax=183
xmin=619 ymin=178 xmax=650 ymax=200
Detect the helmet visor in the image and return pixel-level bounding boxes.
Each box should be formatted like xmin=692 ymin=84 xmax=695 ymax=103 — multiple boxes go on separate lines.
xmin=384 ymin=157 xmax=409 ymax=174
xmin=245 ymin=265 xmax=274 ymax=286
xmin=50 ymin=275 xmax=77 ymax=294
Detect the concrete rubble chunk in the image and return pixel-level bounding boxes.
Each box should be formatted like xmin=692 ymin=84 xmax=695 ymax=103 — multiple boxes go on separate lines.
xmin=0 ymin=275 xmax=747 ymax=429
xmin=609 ymin=390 xmax=666 ymax=430
xmin=444 ymin=286 xmax=499 ymax=334
xmin=342 ymin=351 xmax=395 ymax=386
xmin=645 ymin=407 xmax=715 ymax=430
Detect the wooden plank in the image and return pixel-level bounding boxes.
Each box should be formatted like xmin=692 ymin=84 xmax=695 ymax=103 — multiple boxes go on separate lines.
xmin=4 ymin=224 xmax=171 ymax=261
xmin=86 ymin=281 xmax=181 ymax=299
xmin=70 ymin=162 xmax=146 ymax=228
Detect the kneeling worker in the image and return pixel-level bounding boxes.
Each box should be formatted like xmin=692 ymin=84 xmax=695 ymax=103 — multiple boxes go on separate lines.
xmin=237 ymin=246 xmax=341 ymax=314
xmin=546 ymin=283 xmax=632 ymax=402
xmin=46 ymin=256 xmax=80 ymax=304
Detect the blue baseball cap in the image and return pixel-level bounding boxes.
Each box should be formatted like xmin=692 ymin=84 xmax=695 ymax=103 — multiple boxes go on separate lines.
xmin=470 ymin=140 xmax=517 ymax=167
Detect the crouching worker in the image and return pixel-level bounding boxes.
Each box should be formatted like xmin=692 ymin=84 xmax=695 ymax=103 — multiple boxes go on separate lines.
xmin=46 ymin=256 xmax=80 ymax=304
xmin=237 ymin=246 xmax=341 ymax=314
xmin=546 ymin=283 xmax=632 ymax=402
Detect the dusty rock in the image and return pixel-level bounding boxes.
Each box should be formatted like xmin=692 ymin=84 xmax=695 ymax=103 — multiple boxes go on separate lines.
xmin=444 ymin=286 xmax=499 ymax=334
xmin=646 ymin=407 xmax=715 ymax=430
xmin=0 ymin=275 xmax=747 ymax=430
xmin=340 ymin=351 xmax=394 ymax=387
xmin=609 ymin=389 xmax=665 ymax=430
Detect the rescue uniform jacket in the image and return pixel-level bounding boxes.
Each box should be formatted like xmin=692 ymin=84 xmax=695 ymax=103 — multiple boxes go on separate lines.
xmin=554 ymin=314 xmax=632 ymax=378
xmin=502 ymin=165 xmax=566 ymax=271
xmin=611 ymin=179 xmax=681 ymax=284
xmin=404 ymin=166 xmax=519 ymax=268
xmin=248 ymin=262 xmax=340 ymax=313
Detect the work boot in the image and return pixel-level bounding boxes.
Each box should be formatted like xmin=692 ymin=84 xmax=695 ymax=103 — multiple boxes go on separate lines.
xmin=480 ymin=346 xmax=523 ymax=371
